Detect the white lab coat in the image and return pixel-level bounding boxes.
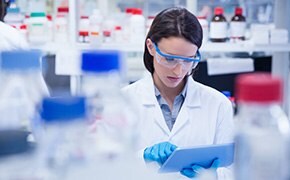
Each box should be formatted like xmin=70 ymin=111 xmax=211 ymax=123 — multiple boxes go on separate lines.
xmin=0 ymin=21 xmax=28 ymax=50
xmin=122 ymin=75 xmax=234 ymax=179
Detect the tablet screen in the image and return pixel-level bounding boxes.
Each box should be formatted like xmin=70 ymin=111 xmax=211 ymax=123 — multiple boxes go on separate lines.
xmin=159 ymin=143 xmax=235 ymax=173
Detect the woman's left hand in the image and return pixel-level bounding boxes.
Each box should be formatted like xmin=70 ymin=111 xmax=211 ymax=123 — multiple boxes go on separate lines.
xmin=180 ymin=158 xmax=220 ymax=178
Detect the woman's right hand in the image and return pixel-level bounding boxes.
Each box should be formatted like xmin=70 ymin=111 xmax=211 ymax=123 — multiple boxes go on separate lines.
xmin=143 ymin=142 xmax=177 ymax=165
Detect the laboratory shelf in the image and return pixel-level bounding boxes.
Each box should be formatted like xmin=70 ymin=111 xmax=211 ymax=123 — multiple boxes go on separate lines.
xmin=32 ymin=42 xmax=290 ymax=54
xmin=200 ymin=42 xmax=290 ymax=53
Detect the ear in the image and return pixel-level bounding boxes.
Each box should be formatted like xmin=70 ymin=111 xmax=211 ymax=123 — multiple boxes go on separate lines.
xmin=146 ymin=38 xmax=155 ymax=56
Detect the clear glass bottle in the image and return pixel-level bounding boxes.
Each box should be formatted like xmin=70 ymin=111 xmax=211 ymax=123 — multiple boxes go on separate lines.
xmin=79 ymin=50 xmax=165 ymax=180
xmin=37 ymin=96 xmax=88 ymax=179
xmin=210 ymin=7 xmax=228 ymax=42
xmin=0 ymin=50 xmax=49 ymax=132
xmin=81 ymin=50 xmax=137 ymax=154
xmin=234 ymin=73 xmax=290 ymax=180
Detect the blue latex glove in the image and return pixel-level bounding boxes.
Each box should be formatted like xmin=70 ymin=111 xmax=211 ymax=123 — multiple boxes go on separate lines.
xmin=180 ymin=158 xmax=221 ymax=179
xmin=143 ymin=142 xmax=177 ymax=165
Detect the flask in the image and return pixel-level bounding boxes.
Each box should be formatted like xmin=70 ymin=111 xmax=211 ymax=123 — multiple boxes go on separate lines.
xmin=210 ymin=7 xmax=227 ymax=42
xmin=230 ymin=7 xmax=246 ymax=41
xmin=0 ymin=50 xmax=49 ymax=132
xmin=234 ymin=73 xmax=290 ymax=180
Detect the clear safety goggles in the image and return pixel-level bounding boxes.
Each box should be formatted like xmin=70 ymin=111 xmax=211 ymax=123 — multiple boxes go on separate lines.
xmin=153 ymin=43 xmax=201 ymax=69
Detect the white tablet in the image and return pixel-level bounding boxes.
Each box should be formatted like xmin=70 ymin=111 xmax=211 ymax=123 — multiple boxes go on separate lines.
xmin=159 ymin=143 xmax=235 ymax=173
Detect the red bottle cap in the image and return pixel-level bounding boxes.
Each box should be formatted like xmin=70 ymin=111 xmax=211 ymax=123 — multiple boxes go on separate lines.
xmin=57 ymin=7 xmax=69 ymax=13
xmin=132 ymin=8 xmax=143 ymax=15
xmin=125 ymin=8 xmax=133 ymax=14
xmin=214 ymin=7 xmax=224 ymax=15
xmin=236 ymin=73 xmax=283 ymax=103
xmin=235 ymin=7 xmax=243 ymax=15
xmin=115 ymin=26 xmax=122 ymax=30
xmin=79 ymin=31 xmax=89 ymax=36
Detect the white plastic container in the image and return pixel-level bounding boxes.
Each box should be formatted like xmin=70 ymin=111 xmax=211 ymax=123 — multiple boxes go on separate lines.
xmin=27 ymin=12 xmax=48 ymax=45
xmin=79 ymin=16 xmax=90 ymax=43
xmin=114 ymin=26 xmax=123 ymax=43
xmin=146 ymin=16 xmax=155 ymax=34
xmin=54 ymin=7 xmax=69 ymax=43
xmin=89 ymin=9 xmax=103 ymax=46
xmin=129 ymin=8 xmax=145 ymax=44
xmin=123 ymin=8 xmax=133 ymax=42
xmin=198 ymin=16 xmax=209 ymax=44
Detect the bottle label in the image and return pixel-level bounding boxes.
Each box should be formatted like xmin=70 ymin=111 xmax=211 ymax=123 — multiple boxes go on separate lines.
xmin=230 ymin=22 xmax=246 ymax=38
xmin=210 ymin=22 xmax=228 ymax=39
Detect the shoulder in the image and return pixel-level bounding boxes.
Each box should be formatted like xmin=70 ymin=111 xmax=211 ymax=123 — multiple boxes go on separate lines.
xmin=122 ymin=76 xmax=151 ymax=94
xmin=189 ymin=78 xmax=231 ymax=106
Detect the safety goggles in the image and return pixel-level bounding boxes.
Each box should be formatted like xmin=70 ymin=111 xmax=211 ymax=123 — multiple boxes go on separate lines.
xmin=153 ymin=42 xmax=201 ymax=69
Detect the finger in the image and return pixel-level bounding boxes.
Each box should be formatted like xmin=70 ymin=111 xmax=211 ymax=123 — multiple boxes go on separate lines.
xmin=150 ymin=144 xmax=160 ymax=162
xmin=180 ymin=168 xmax=196 ymax=178
xmin=143 ymin=146 xmax=153 ymax=162
xmin=170 ymin=143 xmax=178 ymax=151
xmin=164 ymin=142 xmax=177 ymax=157
xmin=211 ymin=158 xmax=221 ymax=169
xmin=158 ymin=142 xmax=167 ymax=165
xmin=192 ymin=164 xmax=204 ymax=175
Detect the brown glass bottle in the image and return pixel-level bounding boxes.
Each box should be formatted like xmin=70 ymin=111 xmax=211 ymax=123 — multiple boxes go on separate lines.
xmin=230 ymin=7 xmax=246 ymax=41
xmin=210 ymin=7 xmax=228 ymax=42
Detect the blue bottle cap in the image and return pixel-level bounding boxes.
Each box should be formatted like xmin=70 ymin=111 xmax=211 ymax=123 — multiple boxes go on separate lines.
xmin=221 ymin=91 xmax=231 ymax=98
xmin=81 ymin=50 xmax=122 ymax=73
xmin=41 ymin=97 xmax=86 ymax=123
xmin=1 ymin=50 xmax=41 ymax=70
xmin=7 ymin=7 xmax=20 ymax=13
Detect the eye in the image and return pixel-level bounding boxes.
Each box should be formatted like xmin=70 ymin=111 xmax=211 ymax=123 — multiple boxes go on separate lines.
xmin=165 ymin=57 xmax=175 ymax=62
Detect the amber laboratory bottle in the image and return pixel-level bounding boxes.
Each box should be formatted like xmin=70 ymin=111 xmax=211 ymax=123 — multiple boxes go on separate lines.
xmin=210 ymin=7 xmax=228 ymax=42
xmin=230 ymin=7 xmax=246 ymax=41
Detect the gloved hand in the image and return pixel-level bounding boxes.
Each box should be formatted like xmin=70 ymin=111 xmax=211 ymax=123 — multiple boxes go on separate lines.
xmin=143 ymin=142 xmax=177 ymax=165
xmin=180 ymin=158 xmax=220 ymax=179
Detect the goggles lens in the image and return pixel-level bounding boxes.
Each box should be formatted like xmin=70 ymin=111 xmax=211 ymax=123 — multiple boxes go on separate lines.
xmin=153 ymin=43 xmax=200 ymax=69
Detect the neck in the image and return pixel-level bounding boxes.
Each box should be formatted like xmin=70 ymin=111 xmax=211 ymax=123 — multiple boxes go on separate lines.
xmin=153 ymin=73 xmax=186 ymax=102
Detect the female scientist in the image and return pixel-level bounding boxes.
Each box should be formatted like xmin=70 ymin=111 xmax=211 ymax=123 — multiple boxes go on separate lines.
xmin=122 ymin=7 xmax=234 ymax=179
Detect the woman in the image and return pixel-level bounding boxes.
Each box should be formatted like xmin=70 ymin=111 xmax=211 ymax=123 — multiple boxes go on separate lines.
xmin=122 ymin=7 xmax=234 ymax=179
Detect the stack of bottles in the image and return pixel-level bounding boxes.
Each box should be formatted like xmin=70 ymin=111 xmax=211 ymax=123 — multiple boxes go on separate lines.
xmin=209 ymin=6 xmax=246 ymax=43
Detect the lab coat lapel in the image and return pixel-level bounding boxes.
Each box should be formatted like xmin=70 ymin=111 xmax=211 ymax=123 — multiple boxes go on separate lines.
xmin=170 ymin=78 xmax=201 ymax=137
xmin=141 ymin=75 xmax=171 ymax=136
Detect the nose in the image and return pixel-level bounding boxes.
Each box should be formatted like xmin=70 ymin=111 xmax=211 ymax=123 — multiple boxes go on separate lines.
xmin=172 ymin=62 xmax=183 ymax=75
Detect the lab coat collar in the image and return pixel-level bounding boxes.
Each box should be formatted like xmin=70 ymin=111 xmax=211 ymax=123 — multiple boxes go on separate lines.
xmin=140 ymin=75 xmax=201 ymax=108
xmin=184 ymin=76 xmax=201 ymax=108
xmin=169 ymin=77 xmax=201 ymax=136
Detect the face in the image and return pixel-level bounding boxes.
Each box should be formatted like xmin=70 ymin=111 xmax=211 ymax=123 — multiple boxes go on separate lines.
xmin=147 ymin=37 xmax=198 ymax=89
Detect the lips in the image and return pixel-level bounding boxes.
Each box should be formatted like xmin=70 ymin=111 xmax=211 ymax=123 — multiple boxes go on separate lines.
xmin=167 ymin=76 xmax=181 ymax=83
